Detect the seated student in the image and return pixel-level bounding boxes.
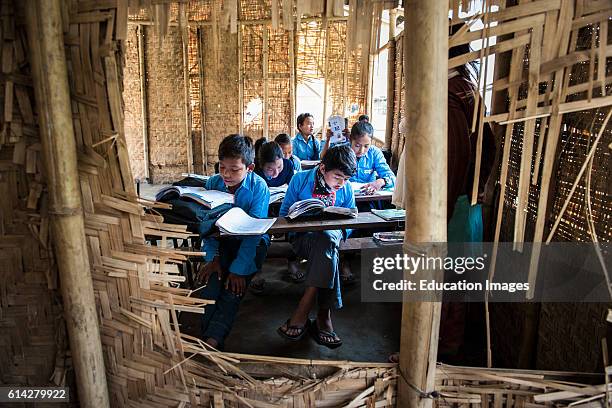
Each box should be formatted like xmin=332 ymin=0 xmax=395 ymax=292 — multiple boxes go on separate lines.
xmin=195 ymin=134 xmax=270 ymax=349
xmin=255 ymin=139 xmax=294 ymax=187
xmin=275 ymin=133 xmax=302 ymax=173
xmin=292 ymin=113 xmax=321 ymax=161
xmin=277 ymin=145 xmax=357 ymax=349
xmin=348 ymin=121 xmax=395 ymax=198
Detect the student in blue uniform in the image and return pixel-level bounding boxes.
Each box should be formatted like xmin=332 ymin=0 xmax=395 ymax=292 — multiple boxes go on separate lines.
xmin=275 ymin=133 xmax=302 ymax=173
xmin=254 ymin=139 xmax=294 ymax=187
xmin=347 ymin=121 xmax=395 ymax=196
xmin=292 ymin=113 xmax=321 ymax=161
xmin=277 ymin=145 xmax=357 ymax=349
xmin=195 ymin=134 xmax=270 ymax=349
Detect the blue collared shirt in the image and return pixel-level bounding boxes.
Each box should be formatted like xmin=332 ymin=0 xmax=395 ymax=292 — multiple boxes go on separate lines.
xmin=289 ymin=155 xmax=302 ymax=173
xmin=292 ymin=133 xmax=321 ymax=161
xmin=203 ymin=171 xmax=270 ymax=276
xmin=280 ymin=167 xmax=356 ymax=238
xmin=350 ymin=146 xmax=396 ymax=188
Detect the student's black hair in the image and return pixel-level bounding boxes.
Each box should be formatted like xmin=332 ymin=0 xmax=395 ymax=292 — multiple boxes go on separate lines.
xmin=449 ymin=22 xmax=479 ymax=83
xmin=274 ymin=133 xmax=291 ymax=145
xmin=350 ymin=121 xmax=374 ymax=141
xmin=254 ymin=137 xmax=267 ymax=166
xmin=296 ymin=113 xmax=314 ymax=130
xmin=321 ymin=144 xmax=357 ymax=177
xmin=358 ymin=114 xmax=369 ymax=122
xmin=218 ymin=134 xmax=255 ymax=166
xmin=257 ymin=140 xmax=284 ymax=171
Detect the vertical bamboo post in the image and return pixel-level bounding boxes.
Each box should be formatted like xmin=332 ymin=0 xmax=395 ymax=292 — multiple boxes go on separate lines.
xmin=238 ymin=24 xmax=244 ymax=135
xmin=399 ymin=0 xmax=447 ymax=407
xmin=137 ymin=24 xmax=150 ymax=181
xmin=180 ymin=5 xmax=193 ymax=173
xmin=322 ymin=18 xmax=331 ymax=136
xmin=197 ymin=27 xmax=208 ymax=174
xmin=288 ymin=27 xmax=296 ymax=137
xmin=384 ymin=9 xmax=397 ymax=150
xmin=263 ymin=26 xmax=269 ymax=138
xmin=24 ymin=1 xmax=110 ymax=407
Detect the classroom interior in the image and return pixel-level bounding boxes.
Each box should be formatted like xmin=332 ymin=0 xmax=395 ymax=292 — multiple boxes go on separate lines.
xmin=1 ymin=0 xmax=611 ymax=407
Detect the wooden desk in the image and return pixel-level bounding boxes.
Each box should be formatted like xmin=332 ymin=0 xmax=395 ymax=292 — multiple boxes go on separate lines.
xmin=267 ymin=212 xmax=403 ymax=234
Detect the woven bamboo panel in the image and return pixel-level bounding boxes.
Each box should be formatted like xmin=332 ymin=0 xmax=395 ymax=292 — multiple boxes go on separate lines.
xmin=242 ymin=24 xmax=265 ymax=139
xmin=124 ymin=25 xmax=147 ymax=181
xmin=327 ymin=21 xmax=349 ymax=116
xmin=201 ymin=24 xmax=240 ymax=170
xmin=239 ymin=0 xmax=271 ymax=21
xmin=144 ymin=26 xmax=189 ymax=183
xmin=267 ymin=27 xmax=292 ymax=135
xmin=0 ymin=0 xmax=67 ymax=390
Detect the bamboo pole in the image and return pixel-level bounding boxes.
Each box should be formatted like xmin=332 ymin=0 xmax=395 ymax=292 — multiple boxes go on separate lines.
xmin=180 ymin=5 xmax=193 ymax=173
xmin=289 ymin=28 xmax=296 ymax=137
xmin=384 ymin=9 xmax=397 ymax=150
xmin=137 ymin=24 xmax=150 ymax=181
xmin=398 ymin=1 xmax=447 ymax=407
xmin=263 ymin=26 xmax=269 ymax=139
xmin=197 ymin=27 xmax=208 ymax=174
xmin=24 ymin=1 xmax=110 ymax=407
xmin=322 ymin=18 xmax=331 ymax=136
xmin=238 ymin=25 xmax=244 ymax=135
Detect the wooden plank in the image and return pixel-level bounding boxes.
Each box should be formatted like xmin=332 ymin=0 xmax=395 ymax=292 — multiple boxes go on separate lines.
xmin=4 ymin=79 xmax=13 ymax=122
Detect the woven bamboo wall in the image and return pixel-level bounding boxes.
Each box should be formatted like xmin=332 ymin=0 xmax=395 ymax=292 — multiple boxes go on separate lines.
xmin=145 ymin=26 xmax=189 ymax=183
xmin=201 ymin=24 xmax=240 ymax=168
xmin=124 ymin=25 xmax=147 ymax=181
xmin=0 ymin=0 xmax=67 ymax=389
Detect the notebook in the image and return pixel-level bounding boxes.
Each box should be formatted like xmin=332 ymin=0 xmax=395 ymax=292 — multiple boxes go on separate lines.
xmin=327 ymin=115 xmax=346 ymax=144
xmin=371 ymin=208 xmax=406 ymax=221
xmin=215 ymin=207 xmax=276 ymax=236
xmin=286 ymin=198 xmax=357 ymax=220
xmin=155 ymin=186 xmax=234 ymax=209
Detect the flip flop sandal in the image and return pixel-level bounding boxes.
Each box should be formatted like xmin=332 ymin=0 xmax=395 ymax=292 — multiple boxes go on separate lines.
xmin=310 ymin=320 xmax=343 ymax=349
xmin=277 ymin=319 xmax=310 ymax=341
xmin=249 ymin=278 xmax=266 ymax=295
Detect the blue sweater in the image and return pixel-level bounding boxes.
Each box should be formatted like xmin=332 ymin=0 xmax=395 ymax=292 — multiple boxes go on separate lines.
xmin=280 ymin=167 xmax=356 ymax=237
xmin=351 ymin=146 xmax=396 ymax=188
xmin=292 ymin=133 xmax=321 ymax=161
xmin=203 ymin=172 xmax=270 ymax=276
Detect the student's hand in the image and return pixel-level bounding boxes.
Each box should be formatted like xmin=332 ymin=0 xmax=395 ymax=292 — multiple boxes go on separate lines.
xmin=361 ymin=179 xmax=386 ymax=194
xmin=225 ymin=273 xmax=246 ymax=297
xmin=195 ymin=257 xmax=222 ymax=285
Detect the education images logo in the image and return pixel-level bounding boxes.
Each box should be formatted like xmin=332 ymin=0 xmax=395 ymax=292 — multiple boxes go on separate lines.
xmin=369 ymin=252 xmax=530 ymax=293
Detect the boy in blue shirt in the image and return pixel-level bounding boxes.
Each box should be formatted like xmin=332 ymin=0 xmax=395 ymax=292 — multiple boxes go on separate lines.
xmin=292 ymin=113 xmax=322 ymax=161
xmin=277 ymin=145 xmax=357 ymax=349
xmin=275 ymin=133 xmax=302 ymax=173
xmin=195 ymin=134 xmax=270 ymax=349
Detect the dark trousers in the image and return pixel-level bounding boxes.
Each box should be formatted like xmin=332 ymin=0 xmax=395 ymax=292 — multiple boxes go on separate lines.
xmin=198 ymin=237 xmax=268 ymax=347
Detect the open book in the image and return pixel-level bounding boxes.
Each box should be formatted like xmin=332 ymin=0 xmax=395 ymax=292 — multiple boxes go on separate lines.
xmin=286 ymin=198 xmax=357 ymax=220
xmin=155 ymin=186 xmax=234 ymax=209
xmin=215 ymin=207 xmax=276 ymax=236
xmin=269 ymin=185 xmax=288 ymax=204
